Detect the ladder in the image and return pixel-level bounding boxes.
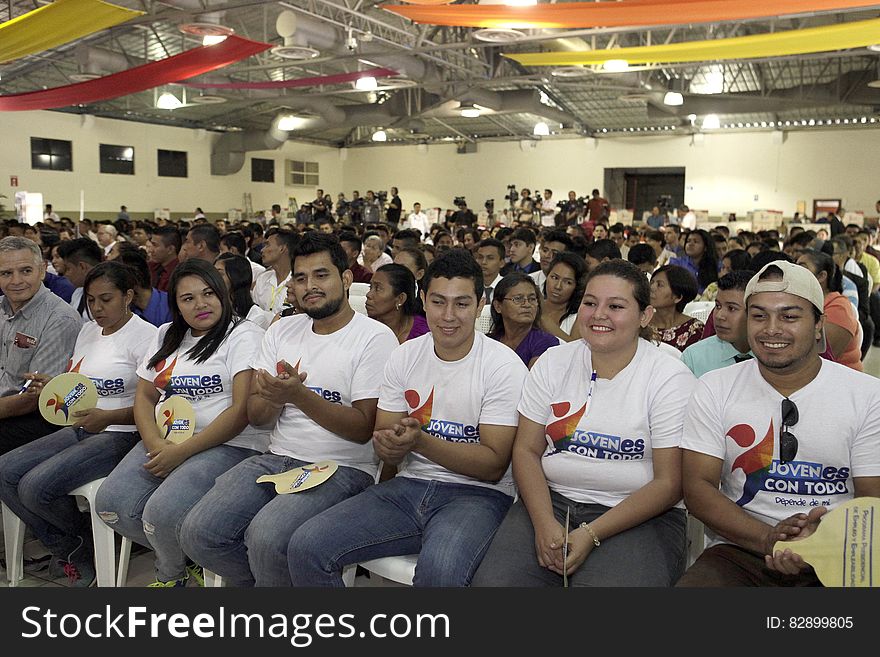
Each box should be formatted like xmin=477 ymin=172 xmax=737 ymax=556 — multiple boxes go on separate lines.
xmin=242 ymin=192 xmax=253 ymax=220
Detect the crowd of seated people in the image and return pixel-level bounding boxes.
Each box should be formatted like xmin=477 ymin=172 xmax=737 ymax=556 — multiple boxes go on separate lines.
xmin=1 ymin=199 xmax=879 ymax=589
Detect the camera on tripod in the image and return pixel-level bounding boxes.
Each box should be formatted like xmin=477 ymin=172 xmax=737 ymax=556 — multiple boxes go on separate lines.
xmin=377 ymin=190 xmax=388 ymax=205
xmin=453 ymin=196 xmax=467 ymax=208
xmin=504 ymin=184 xmax=518 ymax=205
xmin=485 ymin=199 xmax=495 ymax=213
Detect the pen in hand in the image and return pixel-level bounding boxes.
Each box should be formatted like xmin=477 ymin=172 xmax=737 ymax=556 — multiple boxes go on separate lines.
xmin=17 ymin=371 xmax=39 ymax=395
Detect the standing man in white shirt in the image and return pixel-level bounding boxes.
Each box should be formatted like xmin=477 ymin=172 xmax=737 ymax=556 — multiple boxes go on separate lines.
xmin=678 ymin=205 xmax=697 ymax=231
xmin=540 ymin=189 xmax=558 ymax=228
xmin=403 ymin=202 xmax=430 ymax=240
xmin=252 ymin=228 xmax=297 ymax=315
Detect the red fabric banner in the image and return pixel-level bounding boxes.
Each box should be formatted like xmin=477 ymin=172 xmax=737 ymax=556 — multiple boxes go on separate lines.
xmin=186 ymin=67 xmax=399 ymax=90
xmin=0 ymin=36 xmax=271 ymax=111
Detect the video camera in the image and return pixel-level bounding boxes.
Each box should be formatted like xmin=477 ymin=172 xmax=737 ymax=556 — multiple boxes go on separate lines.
xmin=504 ymin=184 xmax=518 ymax=205
xmin=485 ymin=199 xmax=495 ymax=214
xmin=377 ymin=190 xmax=388 ymax=205
xmin=657 ymin=194 xmax=674 ymax=213
xmin=453 ymin=196 xmax=467 ymax=208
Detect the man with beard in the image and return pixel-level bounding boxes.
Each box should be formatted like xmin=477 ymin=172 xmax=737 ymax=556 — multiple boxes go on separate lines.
xmin=180 ymin=232 xmax=399 ymax=586
xmin=677 ymin=261 xmax=880 ymax=586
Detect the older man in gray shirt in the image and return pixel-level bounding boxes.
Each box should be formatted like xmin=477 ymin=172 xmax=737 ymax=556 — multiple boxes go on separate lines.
xmin=0 ymin=236 xmax=82 ymax=454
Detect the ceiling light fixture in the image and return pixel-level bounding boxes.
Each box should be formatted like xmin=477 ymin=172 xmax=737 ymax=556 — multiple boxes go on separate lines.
xmin=355 ymin=76 xmax=378 ymax=91
xmin=372 ymin=129 xmax=387 ymax=142
xmin=663 ymin=91 xmax=683 ymax=106
xmin=202 ymin=35 xmax=227 ymax=46
xmin=459 ymin=103 xmax=482 ymax=118
xmin=276 ymin=114 xmax=302 ymax=131
xmin=602 ymin=59 xmax=629 ymax=73
xmin=473 ymin=28 xmax=526 ymax=43
xmin=156 ymin=91 xmax=183 ymax=110
xmin=701 ymin=114 xmax=720 ymax=130
xmin=533 ymin=121 xmax=550 ymax=136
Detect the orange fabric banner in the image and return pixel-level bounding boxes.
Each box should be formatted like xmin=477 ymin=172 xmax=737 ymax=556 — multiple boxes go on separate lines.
xmin=382 ymin=0 xmax=880 ymax=29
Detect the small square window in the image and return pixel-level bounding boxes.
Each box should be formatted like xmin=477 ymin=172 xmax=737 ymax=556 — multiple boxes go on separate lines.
xmin=252 ymin=158 xmax=275 ymax=183
xmin=100 ymin=144 xmax=135 ymax=175
xmin=158 ymin=149 xmax=188 ymax=178
xmin=31 ymin=137 xmax=72 ymax=171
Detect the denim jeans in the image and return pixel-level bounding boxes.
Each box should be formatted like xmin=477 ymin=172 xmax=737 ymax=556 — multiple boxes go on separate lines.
xmin=470 ymin=490 xmax=687 ymax=587
xmin=179 ymin=453 xmax=374 ymax=587
xmin=0 ymin=426 xmax=140 ymax=562
xmin=95 ymin=442 xmax=259 ymax=582
xmin=288 ymin=477 xmax=513 ymax=587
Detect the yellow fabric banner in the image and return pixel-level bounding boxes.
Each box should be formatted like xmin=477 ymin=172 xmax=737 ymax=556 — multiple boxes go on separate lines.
xmin=0 ymin=0 xmax=143 ymax=64
xmin=505 ymin=17 xmax=880 ymax=67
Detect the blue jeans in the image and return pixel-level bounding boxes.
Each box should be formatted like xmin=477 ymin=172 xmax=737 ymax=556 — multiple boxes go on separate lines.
xmin=288 ymin=477 xmax=513 ymax=587
xmin=179 ymin=453 xmax=374 ymax=587
xmin=95 ymin=442 xmax=258 ymax=582
xmin=470 ymin=491 xmax=687 ymax=587
xmin=0 ymin=426 xmax=140 ymax=561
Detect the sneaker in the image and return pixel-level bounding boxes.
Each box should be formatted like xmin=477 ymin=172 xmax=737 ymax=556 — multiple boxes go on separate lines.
xmin=22 ymin=554 xmax=52 ymax=574
xmin=147 ymin=577 xmax=187 ymax=587
xmin=62 ymin=560 xmax=96 ymax=587
xmin=186 ymin=563 xmax=204 ymax=587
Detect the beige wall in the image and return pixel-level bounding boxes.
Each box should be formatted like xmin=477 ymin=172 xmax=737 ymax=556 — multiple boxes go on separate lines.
xmin=2 ymin=110 xmax=878 ymax=222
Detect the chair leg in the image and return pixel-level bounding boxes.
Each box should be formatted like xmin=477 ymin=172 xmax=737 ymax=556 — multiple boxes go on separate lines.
xmin=116 ymin=537 xmax=132 ymax=587
xmin=341 ymin=564 xmax=357 ymax=587
xmin=86 ymin=501 xmax=117 ymax=587
xmin=203 ymin=569 xmax=224 ymax=587
xmin=1 ymin=502 xmax=25 ymax=587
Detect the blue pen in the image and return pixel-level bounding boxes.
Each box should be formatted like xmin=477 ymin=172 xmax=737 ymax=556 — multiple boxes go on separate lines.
xmin=17 ymin=371 xmax=38 ymax=395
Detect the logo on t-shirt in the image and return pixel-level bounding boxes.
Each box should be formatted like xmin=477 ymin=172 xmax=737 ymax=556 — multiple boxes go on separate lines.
xmin=405 ymin=387 xmax=479 ymax=443
xmin=153 ymin=357 xmax=178 ymax=392
xmin=544 ymin=400 xmax=645 ymax=460
xmin=67 ymin=356 xmax=126 ymax=397
xmin=728 ymin=422 xmax=850 ymax=507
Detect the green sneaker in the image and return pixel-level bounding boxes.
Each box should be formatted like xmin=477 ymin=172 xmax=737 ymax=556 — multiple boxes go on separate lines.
xmin=186 ymin=563 xmax=205 ymax=587
xmin=147 ymin=577 xmax=187 ymax=587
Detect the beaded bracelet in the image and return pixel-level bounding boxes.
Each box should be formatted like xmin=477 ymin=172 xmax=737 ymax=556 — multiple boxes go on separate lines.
xmin=579 ymin=522 xmax=601 ymax=547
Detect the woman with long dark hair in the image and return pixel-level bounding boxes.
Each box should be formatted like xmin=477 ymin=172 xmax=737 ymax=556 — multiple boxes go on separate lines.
xmin=214 ymin=253 xmax=274 ymax=329
xmin=365 ymin=263 xmax=428 ymax=344
xmin=649 ymin=264 xmax=704 ymax=352
xmin=95 ymin=259 xmax=269 ymax=587
xmin=539 ymin=252 xmax=588 ymax=342
xmin=670 ymin=228 xmax=719 ymax=295
xmin=489 ymin=273 xmax=559 ymax=368
xmin=797 ymin=249 xmax=863 ymax=371
xmin=0 ymin=262 xmax=157 ymax=586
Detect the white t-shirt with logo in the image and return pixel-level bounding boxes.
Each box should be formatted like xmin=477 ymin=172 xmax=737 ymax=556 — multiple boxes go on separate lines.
xmin=519 ymin=338 xmax=696 ymax=507
xmin=68 ymin=314 xmax=157 ymax=432
xmin=251 ymin=312 xmax=398 ymax=474
xmin=378 ymin=332 xmax=528 ymax=497
xmin=137 ymin=320 xmax=269 ymax=452
xmin=682 ymin=359 xmax=880 ymax=549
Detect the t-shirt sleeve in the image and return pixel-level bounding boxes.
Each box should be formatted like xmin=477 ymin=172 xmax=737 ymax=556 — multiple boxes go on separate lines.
xmin=850 ymin=388 xmax=880 ymax=478
xmin=824 ymin=295 xmax=857 ymax=337
xmin=480 ymin=354 xmax=527 ymax=427
xmin=648 ymin=365 xmax=696 ymax=449
xmin=226 ymin=322 xmax=264 ymax=378
xmin=517 ymin=350 xmax=554 ymax=424
xmin=129 ymin=321 xmax=159 ymax=368
xmin=136 ymin=324 xmax=166 ymax=382
xmin=350 ymin=326 xmax=399 ymax=402
xmin=680 ymin=377 xmax=726 ymax=459
xmin=377 ymin=347 xmax=409 ymax=413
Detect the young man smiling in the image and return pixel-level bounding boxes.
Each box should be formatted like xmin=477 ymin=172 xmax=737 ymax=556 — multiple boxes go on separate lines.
xmin=288 ymin=249 xmax=528 ymax=587
xmin=678 ymin=261 xmax=880 ymax=586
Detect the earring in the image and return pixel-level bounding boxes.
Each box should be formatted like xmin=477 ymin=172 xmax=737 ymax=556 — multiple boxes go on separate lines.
xmin=396 ymin=303 xmax=401 ymax=310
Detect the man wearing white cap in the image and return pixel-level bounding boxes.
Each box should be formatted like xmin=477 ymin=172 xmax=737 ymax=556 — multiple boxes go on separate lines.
xmin=677 ymin=260 xmax=880 ymax=586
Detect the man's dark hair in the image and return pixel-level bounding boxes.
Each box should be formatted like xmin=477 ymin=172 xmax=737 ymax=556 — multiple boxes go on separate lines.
xmin=338 ymin=233 xmax=363 ymax=255
xmin=57 ymin=237 xmax=102 ymax=266
xmin=116 ymin=249 xmax=151 ymax=289
xmin=392 ymin=229 xmax=421 ymax=248
xmin=153 ymin=225 xmax=182 ymax=253
xmin=654 ymin=264 xmax=698 ymax=313
xmin=722 ymin=249 xmax=754 ymax=272
xmin=291 ymin=232 xmax=348 ymax=277
xmin=266 ymin=227 xmax=299 ymax=257
xmin=422 ymin=248 xmax=484 ymax=300
xmin=510 ymin=227 xmax=537 ymax=246
xmin=585 ymin=239 xmax=622 ymax=262
xmin=627 ymin=243 xmax=657 ymax=268
xmin=717 ymin=270 xmax=755 ymax=293
xmin=749 ymin=250 xmax=793 ymax=272
xmin=494 ymin=227 xmax=514 ymax=242
xmin=542 ymin=229 xmax=573 ymax=250
xmin=188 ymin=224 xmax=221 ymax=255
xmin=477 ymin=238 xmax=505 ymax=260
xmin=645 ymin=229 xmax=664 ymax=243
xmin=220 ymin=231 xmax=247 ymax=256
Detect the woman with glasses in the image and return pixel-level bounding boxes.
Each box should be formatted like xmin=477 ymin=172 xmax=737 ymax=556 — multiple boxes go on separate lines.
xmin=489 ymin=273 xmax=560 ymax=368
xmin=540 ymin=252 xmax=588 ymax=343
xmin=473 ymin=260 xmax=695 ymax=587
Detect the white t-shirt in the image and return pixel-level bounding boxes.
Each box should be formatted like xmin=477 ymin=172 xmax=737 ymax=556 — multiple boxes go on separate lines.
xmin=252 ymin=268 xmax=291 ymax=314
xmin=682 ymin=359 xmax=880 ymax=549
xmin=530 ymin=269 xmax=546 ymax=292
xmin=69 ymin=314 xmax=157 ymax=432
xmin=560 ymin=313 xmax=577 ymax=336
xmin=69 ymin=288 xmax=91 ymax=321
xmin=540 ymin=199 xmax=557 ymax=227
xmin=403 ymin=212 xmax=430 ymax=239
xmin=137 ymin=320 xmax=269 ymax=452
xmin=251 ymin=312 xmax=398 ymax=474
xmin=681 ymin=211 xmax=697 ymax=231
xmin=519 ymin=338 xmax=696 ymax=507
xmin=378 ymin=332 xmax=528 ymax=496
xmin=245 ymin=304 xmax=275 ymax=330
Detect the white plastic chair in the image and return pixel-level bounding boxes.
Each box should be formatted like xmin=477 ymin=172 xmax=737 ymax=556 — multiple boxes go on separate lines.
xmin=2 ymin=477 xmax=121 ymax=587
xmin=682 ymin=300 xmax=715 ymax=324
xmin=349 ymin=282 xmax=370 ymax=297
xmin=474 ymin=304 xmax=493 ymax=334
xmin=350 ymin=294 xmax=368 ymax=315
